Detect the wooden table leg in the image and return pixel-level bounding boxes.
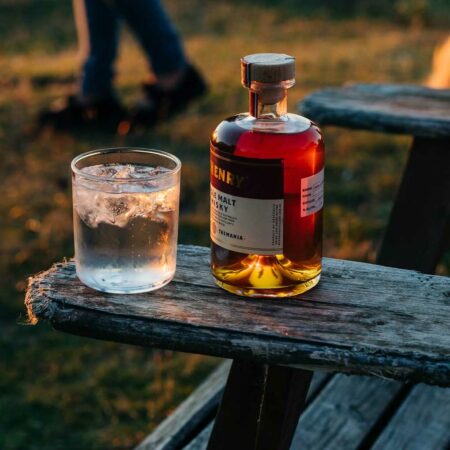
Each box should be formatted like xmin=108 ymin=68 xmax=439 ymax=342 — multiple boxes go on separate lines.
xmin=206 ymin=360 xmax=267 ymax=450
xmin=255 ymin=365 xmax=313 ymax=450
xmin=207 ymin=360 xmax=313 ymax=450
xmin=377 ymin=137 xmax=450 ymax=273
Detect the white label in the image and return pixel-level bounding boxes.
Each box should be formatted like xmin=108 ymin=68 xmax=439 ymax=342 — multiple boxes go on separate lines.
xmin=301 ymin=168 xmax=324 ymax=217
xmin=210 ymin=185 xmax=283 ymax=255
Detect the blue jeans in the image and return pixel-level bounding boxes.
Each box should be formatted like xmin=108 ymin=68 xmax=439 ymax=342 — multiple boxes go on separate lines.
xmin=78 ymin=0 xmax=187 ymax=97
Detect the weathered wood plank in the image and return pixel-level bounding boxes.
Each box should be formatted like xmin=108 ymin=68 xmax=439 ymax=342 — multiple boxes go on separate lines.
xmin=25 ymin=245 xmax=450 ymax=385
xmin=377 ymin=137 xmax=450 ymax=273
xmin=291 ymin=374 xmax=403 ymax=450
xmin=182 ymin=371 xmax=331 ymax=450
xmin=183 ymin=422 xmax=213 ymax=450
xmin=184 ymin=379 xmax=450 ymax=450
xmin=372 ymin=383 xmax=450 ymax=450
xmin=298 ymin=84 xmax=450 ymax=138
xmin=135 ymin=361 xmax=231 ymax=450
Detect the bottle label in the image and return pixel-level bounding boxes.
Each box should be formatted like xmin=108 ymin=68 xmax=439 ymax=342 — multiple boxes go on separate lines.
xmin=300 ymin=168 xmax=324 ymax=217
xmin=210 ymin=147 xmax=284 ymax=255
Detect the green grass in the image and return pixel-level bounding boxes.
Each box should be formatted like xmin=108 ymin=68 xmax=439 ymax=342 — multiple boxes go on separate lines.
xmin=0 ymin=0 xmax=449 ymax=448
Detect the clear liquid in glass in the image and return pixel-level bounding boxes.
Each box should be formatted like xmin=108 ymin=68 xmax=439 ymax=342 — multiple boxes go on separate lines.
xmin=73 ymin=163 xmax=179 ymax=293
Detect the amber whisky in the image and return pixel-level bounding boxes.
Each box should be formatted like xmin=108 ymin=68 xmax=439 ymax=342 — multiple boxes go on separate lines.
xmin=210 ymin=53 xmax=324 ymax=297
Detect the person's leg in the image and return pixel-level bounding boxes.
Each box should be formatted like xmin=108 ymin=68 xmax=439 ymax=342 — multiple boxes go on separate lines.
xmin=113 ymin=0 xmax=187 ymax=83
xmin=101 ymin=0 xmax=206 ymax=130
xmin=78 ymin=0 xmax=120 ymax=98
xmin=37 ymin=0 xmax=124 ymax=131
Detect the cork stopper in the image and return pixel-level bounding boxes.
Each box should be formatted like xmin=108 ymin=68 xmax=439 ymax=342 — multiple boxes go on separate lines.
xmin=241 ymin=53 xmax=295 ymax=87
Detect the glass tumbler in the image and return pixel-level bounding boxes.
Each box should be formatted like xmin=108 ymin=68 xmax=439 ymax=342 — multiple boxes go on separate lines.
xmin=71 ymin=148 xmax=181 ymax=293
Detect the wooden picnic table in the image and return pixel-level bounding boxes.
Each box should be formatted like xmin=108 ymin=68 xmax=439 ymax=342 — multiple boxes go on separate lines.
xmin=26 ymin=83 xmax=450 ymax=450
xmin=26 ymin=245 xmax=450 ymax=449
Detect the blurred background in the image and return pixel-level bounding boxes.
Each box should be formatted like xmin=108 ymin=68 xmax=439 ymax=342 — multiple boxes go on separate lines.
xmin=1 ymin=0 xmax=449 ymax=448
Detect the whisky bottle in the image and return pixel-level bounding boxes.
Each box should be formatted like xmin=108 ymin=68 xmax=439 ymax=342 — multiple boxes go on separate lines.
xmin=210 ymin=53 xmax=324 ymax=297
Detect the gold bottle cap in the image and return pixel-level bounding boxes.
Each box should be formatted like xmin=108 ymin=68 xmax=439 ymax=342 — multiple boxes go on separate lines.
xmin=241 ymin=53 xmax=295 ymax=87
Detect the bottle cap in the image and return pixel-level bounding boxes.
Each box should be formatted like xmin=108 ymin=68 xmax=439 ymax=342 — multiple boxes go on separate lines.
xmin=241 ymin=53 xmax=295 ymax=87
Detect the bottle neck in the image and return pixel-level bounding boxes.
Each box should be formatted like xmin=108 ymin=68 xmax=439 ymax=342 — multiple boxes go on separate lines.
xmin=249 ymin=89 xmax=288 ymax=119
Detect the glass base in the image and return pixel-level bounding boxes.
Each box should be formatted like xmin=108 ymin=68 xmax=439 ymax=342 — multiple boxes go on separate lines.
xmin=213 ymin=273 xmax=321 ymax=298
xmin=76 ymin=267 xmax=174 ymax=294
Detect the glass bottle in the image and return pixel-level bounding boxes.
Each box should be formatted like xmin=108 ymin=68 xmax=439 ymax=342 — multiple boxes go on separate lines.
xmin=210 ymin=53 xmax=324 ymax=297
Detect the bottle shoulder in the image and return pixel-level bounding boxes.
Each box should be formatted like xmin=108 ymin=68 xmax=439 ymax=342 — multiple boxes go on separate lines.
xmin=211 ymin=112 xmax=323 ymax=155
xmin=214 ymin=112 xmax=313 ymax=134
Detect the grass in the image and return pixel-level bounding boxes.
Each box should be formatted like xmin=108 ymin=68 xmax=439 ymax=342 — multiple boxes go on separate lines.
xmin=0 ymin=0 xmax=449 ymax=448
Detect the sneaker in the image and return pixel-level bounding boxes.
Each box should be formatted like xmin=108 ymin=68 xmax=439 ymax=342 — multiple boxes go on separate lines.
xmin=128 ymin=64 xmax=207 ymax=130
xmin=38 ymin=95 xmax=126 ymax=132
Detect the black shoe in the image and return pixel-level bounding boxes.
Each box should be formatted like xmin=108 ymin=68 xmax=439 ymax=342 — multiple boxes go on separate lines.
xmin=38 ymin=95 xmax=126 ymax=132
xmin=128 ymin=64 xmax=207 ymax=130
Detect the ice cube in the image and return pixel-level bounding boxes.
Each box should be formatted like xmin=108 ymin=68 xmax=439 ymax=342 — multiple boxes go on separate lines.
xmin=80 ymin=163 xmax=170 ymax=180
xmin=131 ymin=165 xmax=170 ymax=179
xmin=75 ymin=164 xmax=177 ymax=228
xmin=81 ymin=164 xmax=119 ymax=178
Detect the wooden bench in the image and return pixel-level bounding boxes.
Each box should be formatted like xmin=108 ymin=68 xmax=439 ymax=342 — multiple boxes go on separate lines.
xmin=299 ymin=83 xmax=450 ymax=273
xmin=26 ymin=84 xmax=450 ymax=449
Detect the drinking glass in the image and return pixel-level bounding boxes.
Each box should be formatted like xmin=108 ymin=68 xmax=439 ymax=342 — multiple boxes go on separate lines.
xmin=71 ymin=148 xmax=181 ymax=293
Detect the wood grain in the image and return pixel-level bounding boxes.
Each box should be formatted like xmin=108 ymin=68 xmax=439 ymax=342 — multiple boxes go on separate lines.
xmin=183 ymin=374 xmax=450 ymax=450
xmin=371 ymin=384 xmax=450 ymax=450
xmin=25 ymin=245 xmax=450 ymax=386
xmin=298 ymin=84 xmax=450 ymax=138
xmin=292 ymin=374 xmax=402 ymax=450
